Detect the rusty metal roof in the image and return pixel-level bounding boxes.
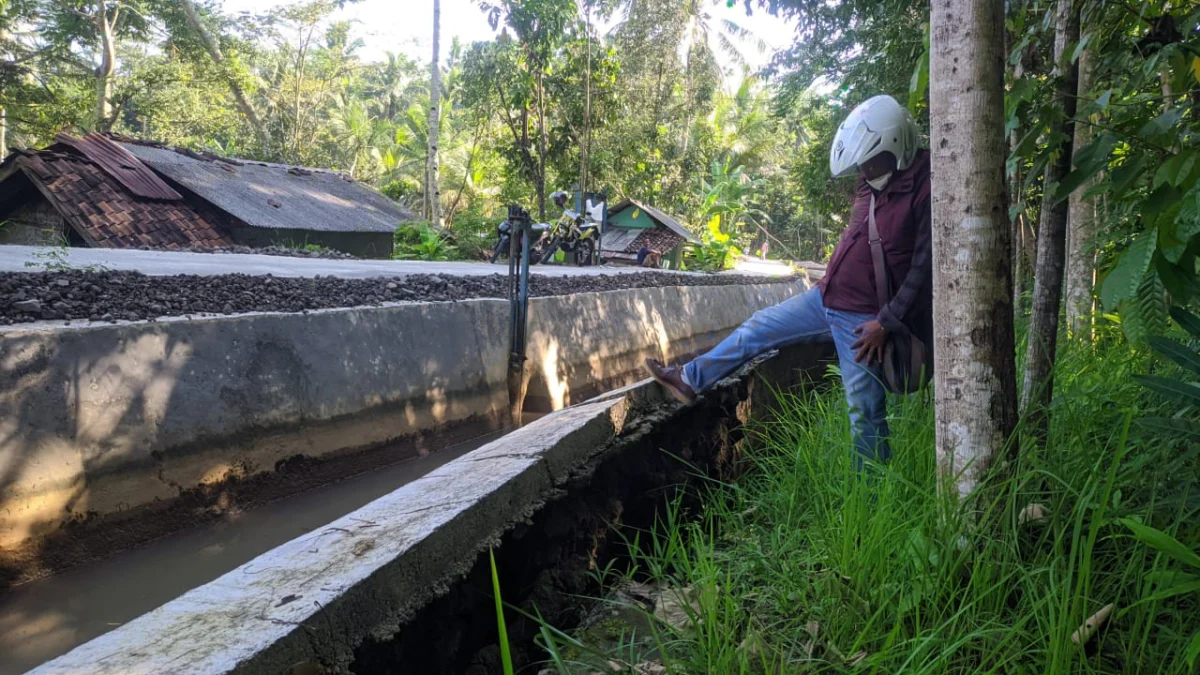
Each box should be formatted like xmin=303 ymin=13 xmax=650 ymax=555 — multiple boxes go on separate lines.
xmin=116 ymin=139 xmax=414 ymax=233
xmin=53 ymin=133 xmax=183 ymax=201
xmin=1 ymin=150 xmax=231 ymax=249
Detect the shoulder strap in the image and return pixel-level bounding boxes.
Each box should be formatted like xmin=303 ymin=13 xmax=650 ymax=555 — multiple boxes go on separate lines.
xmin=867 ymin=193 xmax=891 ymax=309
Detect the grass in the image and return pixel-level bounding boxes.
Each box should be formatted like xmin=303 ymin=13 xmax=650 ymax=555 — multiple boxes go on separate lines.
xmin=491 ymin=548 xmax=516 ymax=675
xmin=534 ymin=326 xmax=1200 ymax=673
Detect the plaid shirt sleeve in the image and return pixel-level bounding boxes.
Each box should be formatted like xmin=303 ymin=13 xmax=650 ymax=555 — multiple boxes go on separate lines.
xmin=878 ymin=184 xmax=932 ymax=333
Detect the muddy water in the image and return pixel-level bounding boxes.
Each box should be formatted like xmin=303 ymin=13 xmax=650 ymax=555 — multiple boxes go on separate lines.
xmin=0 ymin=422 xmax=536 ymax=674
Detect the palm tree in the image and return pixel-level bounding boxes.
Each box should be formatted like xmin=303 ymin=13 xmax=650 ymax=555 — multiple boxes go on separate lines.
xmin=329 ymin=95 xmax=388 ymax=179
xmin=706 ymin=74 xmax=778 ymax=171
xmin=679 ymin=0 xmax=767 ymax=155
xmin=426 ymin=0 xmax=442 ymax=226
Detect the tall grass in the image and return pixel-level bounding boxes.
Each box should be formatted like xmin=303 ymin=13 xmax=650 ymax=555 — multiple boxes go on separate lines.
xmin=543 ymin=329 xmax=1199 ymax=673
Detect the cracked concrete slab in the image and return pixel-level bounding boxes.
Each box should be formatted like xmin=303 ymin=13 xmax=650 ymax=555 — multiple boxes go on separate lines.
xmin=28 ymin=396 xmax=632 ymax=675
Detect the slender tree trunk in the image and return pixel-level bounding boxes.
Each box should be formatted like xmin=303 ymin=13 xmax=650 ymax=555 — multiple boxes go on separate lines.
xmin=291 ymin=26 xmax=311 ymax=160
xmin=179 ymin=0 xmax=269 ymax=155
xmin=427 ymin=0 xmax=442 ymax=227
xmin=535 ymin=72 xmax=548 ymax=220
xmin=1020 ymin=0 xmax=1080 ymax=436
xmin=580 ymin=1 xmax=592 ymax=195
xmin=930 ymin=0 xmax=1019 ymax=503
xmin=0 ymin=25 xmax=7 ymax=157
xmin=681 ymin=19 xmax=695 ymax=158
xmin=1009 ymin=33 xmax=1034 ymax=320
xmin=1065 ymin=47 xmax=1097 ymax=340
xmin=94 ymin=6 xmax=118 ymax=131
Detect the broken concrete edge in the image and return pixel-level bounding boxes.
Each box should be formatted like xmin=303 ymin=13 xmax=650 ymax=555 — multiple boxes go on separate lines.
xmin=0 ymin=281 xmax=804 ymax=559
xmin=28 ymin=391 xmax=634 ymax=675
xmin=28 ymin=347 xmax=828 ymax=675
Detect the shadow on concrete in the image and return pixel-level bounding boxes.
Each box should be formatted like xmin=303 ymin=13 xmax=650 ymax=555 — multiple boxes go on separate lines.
xmin=0 ymin=300 xmax=515 ymax=590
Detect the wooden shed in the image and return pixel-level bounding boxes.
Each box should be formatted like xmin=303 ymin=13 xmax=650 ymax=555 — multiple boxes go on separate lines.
xmin=600 ymin=200 xmax=699 ymax=268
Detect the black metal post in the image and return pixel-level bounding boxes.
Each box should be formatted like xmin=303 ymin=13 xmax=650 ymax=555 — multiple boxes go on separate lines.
xmin=506 ymin=205 xmax=532 ymax=425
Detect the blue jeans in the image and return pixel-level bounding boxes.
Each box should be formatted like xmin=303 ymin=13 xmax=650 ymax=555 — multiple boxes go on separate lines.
xmin=682 ymin=286 xmax=891 ymax=463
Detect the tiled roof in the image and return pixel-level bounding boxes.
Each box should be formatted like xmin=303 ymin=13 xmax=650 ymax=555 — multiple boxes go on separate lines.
xmin=607 ymin=200 xmax=700 ymax=244
xmin=3 ymin=150 xmax=231 ymax=249
xmin=629 ymin=228 xmax=685 ymax=254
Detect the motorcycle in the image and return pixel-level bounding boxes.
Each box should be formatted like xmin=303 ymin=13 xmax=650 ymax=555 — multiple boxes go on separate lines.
xmin=489 ymin=216 xmax=548 ymax=264
xmin=535 ymin=191 xmax=603 ymax=266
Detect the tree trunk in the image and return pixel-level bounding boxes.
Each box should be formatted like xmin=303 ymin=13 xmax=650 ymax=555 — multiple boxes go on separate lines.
xmin=1020 ymin=0 xmax=1079 ymax=436
xmin=426 ymin=0 xmax=442 ymax=227
xmin=929 ymin=0 xmax=1019 ymax=502
xmin=681 ymin=17 xmax=695 ymax=158
xmin=1008 ymin=31 xmax=1035 ymax=320
xmin=179 ymin=0 xmax=269 ymax=155
xmin=535 ymin=72 xmax=548 ymax=220
xmin=1064 ymin=46 xmax=1096 ymax=340
xmin=0 ymin=25 xmax=7 ymax=157
xmin=94 ymin=6 xmax=117 ymax=131
xmin=580 ymin=1 xmax=592 ymax=195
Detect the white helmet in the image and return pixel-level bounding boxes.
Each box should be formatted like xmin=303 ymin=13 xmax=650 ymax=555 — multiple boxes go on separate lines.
xmin=829 ymin=95 xmax=918 ymax=178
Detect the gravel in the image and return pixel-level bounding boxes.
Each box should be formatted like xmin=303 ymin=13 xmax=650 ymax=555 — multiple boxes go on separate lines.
xmin=134 ymin=245 xmax=358 ymax=260
xmin=0 ymin=270 xmax=795 ymax=326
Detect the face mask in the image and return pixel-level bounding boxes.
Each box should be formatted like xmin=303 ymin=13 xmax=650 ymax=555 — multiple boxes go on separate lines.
xmin=866 ymin=172 xmax=893 ymax=191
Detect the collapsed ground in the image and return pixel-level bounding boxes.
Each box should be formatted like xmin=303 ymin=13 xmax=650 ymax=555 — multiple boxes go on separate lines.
xmin=0 ymin=270 xmax=794 ymax=325
xmin=527 ymin=331 xmax=1200 ymax=674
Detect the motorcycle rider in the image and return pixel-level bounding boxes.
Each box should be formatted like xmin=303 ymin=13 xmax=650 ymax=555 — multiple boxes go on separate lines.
xmin=645 ymin=95 xmax=933 ymax=465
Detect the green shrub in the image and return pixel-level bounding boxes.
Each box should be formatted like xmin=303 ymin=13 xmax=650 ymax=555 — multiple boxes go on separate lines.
xmin=685 ymin=216 xmax=741 ymax=271
xmin=381 ymin=179 xmax=421 ymax=205
xmin=530 ymin=326 xmax=1200 ymax=673
xmin=450 ymin=208 xmax=502 ymax=261
xmin=393 ymin=221 xmax=458 ymax=261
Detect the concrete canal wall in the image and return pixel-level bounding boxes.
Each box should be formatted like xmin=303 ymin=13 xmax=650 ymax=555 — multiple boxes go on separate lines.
xmin=0 ymin=281 xmax=803 ymax=577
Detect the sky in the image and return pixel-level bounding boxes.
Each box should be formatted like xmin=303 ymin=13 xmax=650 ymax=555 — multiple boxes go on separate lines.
xmin=220 ymin=0 xmax=800 ymax=77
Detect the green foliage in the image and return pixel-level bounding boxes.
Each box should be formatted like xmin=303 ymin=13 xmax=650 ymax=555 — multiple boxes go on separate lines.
xmin=1 ymin=0 xmax=846 ymax=266
xmin=393 ymin=222 xmax=459 ymax=261
xmin=695 ymin=157 xmax=768 ymax=239
xmin=381 ymin=179 xmax=423 ymax=208
xmin=1129 ymin=313 xmax=1200 ymax=670
xmin=449 ymin=207 xmax=504 ymax=261
xmin=537 ymin=335 xmax=1199 ymax=673
xmin=1136 ymin=306 xmax=1200 ymax=440
xmin=685 ymin=216 xmax=741 ymax=271
xmin=24 ymin=238 xmax=75 ymax=272
xmin=999 ymin=0 xmax=1200 ymax=337
xmin=23 ymin=235 xmax=109 ymax=272
xmin=489 ymin=549 xmax=515 ymax=675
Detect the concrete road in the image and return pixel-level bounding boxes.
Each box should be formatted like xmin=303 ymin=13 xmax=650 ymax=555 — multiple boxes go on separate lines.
xmin=0 ymin=245 xmax=815 ymax=279
xmin=0 ymin=245 xmax=654 ymax=278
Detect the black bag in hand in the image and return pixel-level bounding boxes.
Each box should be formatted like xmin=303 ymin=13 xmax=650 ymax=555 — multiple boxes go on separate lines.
xmin=867 ymin=193 xmax=931 ymax=394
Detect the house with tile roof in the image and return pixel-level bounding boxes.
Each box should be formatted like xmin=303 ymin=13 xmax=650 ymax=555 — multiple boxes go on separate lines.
xmin=0 ymin=133 xmax=414 ymax=258
xmin=600 ymin=200 xmax=699 ymax=269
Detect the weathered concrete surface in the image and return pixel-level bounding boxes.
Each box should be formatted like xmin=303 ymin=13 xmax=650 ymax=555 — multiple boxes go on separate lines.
xmin=0 ymin=300 xmax=509 ymax=553
xmin=28 ymin=397 xmax=634 ymax=675
xmin=0 ymin=281 xmax=802 ymax=571
xmin=30 ymin=343 xmax=834 ymax=675
xmin=522 ymin=283 xmax=799 ymax=409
